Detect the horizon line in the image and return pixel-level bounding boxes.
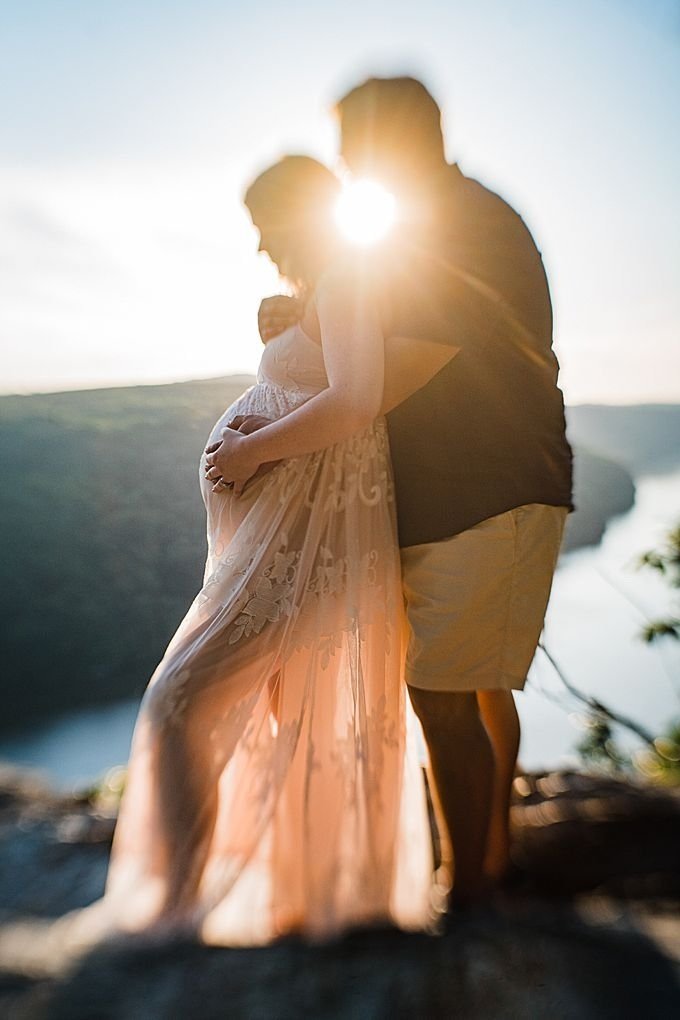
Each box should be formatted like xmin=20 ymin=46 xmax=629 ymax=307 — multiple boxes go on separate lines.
xmin=0 ymin=374 xmax=679 ymax=410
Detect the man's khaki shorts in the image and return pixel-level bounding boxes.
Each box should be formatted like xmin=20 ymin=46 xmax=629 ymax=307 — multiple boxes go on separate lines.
xmin=400 ymin=503 xmax=568 ymax=692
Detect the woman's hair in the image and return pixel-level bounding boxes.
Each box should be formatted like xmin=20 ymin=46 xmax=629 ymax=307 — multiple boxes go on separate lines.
xmin=244 ymin=155 xmax=339 ymax=224
xmin=244 ymin=155 xmax=341 ymax=287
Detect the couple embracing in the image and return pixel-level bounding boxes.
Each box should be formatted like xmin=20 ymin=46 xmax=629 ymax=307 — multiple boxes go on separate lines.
xmin=77 ymin=76 xmax=574 ymax=946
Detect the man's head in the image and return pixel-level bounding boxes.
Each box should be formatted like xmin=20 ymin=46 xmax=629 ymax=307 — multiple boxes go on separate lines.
xmin=335 ymin=76 xmax=447 ymax=185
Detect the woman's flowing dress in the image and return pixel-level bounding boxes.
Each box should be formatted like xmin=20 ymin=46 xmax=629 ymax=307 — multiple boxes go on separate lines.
xmin=77 ymin=323 xmax=435 ymax=946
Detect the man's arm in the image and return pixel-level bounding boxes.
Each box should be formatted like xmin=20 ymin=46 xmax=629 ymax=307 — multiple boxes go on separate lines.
xmin=381 ymin=335 xmax=461 ymax=414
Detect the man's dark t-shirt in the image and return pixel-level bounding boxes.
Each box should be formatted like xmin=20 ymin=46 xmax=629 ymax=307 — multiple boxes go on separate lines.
xmin=382 ymin=163 xmax=574 ymax=549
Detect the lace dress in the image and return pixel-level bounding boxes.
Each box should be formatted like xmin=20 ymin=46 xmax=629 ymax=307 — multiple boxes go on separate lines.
xmin=75 ymin=323 xmax=435 ymax=947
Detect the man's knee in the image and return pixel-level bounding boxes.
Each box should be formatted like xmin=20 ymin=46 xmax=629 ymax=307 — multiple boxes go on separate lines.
xmin=477 ymin=688 xmax=518 ymax=719
xmin=408 ymin=685 xmax=481 ymax=736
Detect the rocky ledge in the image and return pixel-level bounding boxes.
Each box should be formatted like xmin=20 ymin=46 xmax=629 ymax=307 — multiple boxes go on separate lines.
xmin=0 ymin=765 xmax=679 ymax=1019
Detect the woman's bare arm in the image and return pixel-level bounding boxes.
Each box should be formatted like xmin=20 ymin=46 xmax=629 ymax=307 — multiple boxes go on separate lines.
xmin=205 ymin=265 xmax=383 ymax=490
xmin=247 ymin=269 xmax=382 ymax=458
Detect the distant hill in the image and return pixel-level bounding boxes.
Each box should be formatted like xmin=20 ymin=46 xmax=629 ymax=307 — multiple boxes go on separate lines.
xmin=562 ymin=403 xmax=680 ymax=549
xmin=562 ymin=448 xmax=635 ymax=551
xmin=566 ymin=404 xmax=680 ymax=476
xmin=1 ymin=378 xmax=674 ymax=734
xmin=0 ymin=376 xmax=250 ymax=734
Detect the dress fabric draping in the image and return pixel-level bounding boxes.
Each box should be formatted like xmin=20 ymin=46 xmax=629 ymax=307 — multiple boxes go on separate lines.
xmin=71 ymin=323 xmax=436 ymax=948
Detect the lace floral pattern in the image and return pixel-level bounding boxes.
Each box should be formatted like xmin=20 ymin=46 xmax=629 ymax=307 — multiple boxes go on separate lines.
xmin=229 ymin=542 xmax=299 ymax=644
xmin=93 ymin=322 xmax=435 ymax=947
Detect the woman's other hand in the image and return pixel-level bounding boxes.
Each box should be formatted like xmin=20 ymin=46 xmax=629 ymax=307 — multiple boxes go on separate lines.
xmin=227 ymin=415 xmax=282 ymax=489
xmin=227 ymin=414 xmax=274 ymax=435
xmin=204 ymin=416 xmax=281 ymax=496
xmin=204 ymin=431 xmax=261 ymax=496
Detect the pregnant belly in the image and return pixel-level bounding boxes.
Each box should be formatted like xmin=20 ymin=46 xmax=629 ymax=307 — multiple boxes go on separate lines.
xmin=199 ymin=382 xmax=313 ymax=561
xmin=199 ymin=381 xmax=314 ymax=514
xmin=203 ymin=381 xmax=312 ymax=450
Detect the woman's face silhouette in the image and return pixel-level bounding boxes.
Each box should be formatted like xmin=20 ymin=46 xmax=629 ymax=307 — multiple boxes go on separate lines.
xmin=254 ymin=216 xmax=313 ymax=286
xmin=256 ymin=221 xmax=291 ymax=269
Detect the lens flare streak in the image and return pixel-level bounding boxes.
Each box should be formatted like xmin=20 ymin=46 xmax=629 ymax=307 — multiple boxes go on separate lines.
xmin=334 ymin=179 xmax=396 ymax=246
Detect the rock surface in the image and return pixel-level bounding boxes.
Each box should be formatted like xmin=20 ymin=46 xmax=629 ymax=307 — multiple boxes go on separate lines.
xmin=0 ymin=765 xmax=679 ymax=1019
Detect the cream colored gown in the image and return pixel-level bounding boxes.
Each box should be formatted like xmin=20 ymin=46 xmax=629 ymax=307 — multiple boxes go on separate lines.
xmin=75 ymin=323 xmax=435 ymax=947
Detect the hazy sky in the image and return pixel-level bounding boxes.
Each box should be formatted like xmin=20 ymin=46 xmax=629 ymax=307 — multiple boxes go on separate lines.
xmin=1 ymin=0 xmax=678 ymax=403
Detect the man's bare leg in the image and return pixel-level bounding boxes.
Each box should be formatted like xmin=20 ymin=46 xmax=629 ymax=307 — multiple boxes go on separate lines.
xmin=408 ymin=687 xmax=494 ymax=907
xmin=477 ymin=689 xmax=521 ymax=883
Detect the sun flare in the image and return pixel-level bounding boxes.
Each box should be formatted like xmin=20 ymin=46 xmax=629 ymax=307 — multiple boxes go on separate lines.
xmin=334 ymin=179 xmax=396 ymax=246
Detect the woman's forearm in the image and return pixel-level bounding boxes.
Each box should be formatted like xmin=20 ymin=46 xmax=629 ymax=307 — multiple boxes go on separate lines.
xmin=239 ymin=386 xmax=377 ymax=465
xmin=213 ymin=263 xmax=385 ymax=484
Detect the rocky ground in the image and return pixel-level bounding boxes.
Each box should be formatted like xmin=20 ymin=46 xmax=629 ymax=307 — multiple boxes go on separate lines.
xmin=0 ymin=764 xmax=679 ymax=1019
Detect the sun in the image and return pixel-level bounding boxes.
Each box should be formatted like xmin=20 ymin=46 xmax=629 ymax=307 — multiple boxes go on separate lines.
xmin=334 ymin=179 xmax=396 ymax=246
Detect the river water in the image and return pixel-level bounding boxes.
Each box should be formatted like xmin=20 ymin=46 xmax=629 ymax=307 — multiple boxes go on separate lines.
xmin=2 ymin=470 xmax=679 ymax=790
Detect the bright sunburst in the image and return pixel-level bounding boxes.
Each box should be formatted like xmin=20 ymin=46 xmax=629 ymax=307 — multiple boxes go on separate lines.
xmin=334 ymin=179 xmax=396 ymax=246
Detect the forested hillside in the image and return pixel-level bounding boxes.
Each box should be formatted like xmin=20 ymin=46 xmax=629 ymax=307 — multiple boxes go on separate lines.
xmin=0 ymin=378 xmax=250 ymax=732
xmin=566 ymin=404 xmax=680 ymax=476
xmin=2 ymin=379 xmax=675 ymax=733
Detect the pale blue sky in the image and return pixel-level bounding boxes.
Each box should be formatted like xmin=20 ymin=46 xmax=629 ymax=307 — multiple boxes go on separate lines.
xmin=1 ymin=0 xmax=678 ymax=402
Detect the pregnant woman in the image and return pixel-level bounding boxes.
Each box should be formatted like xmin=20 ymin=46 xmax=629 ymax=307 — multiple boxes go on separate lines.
xmin=71 ymin=156 xmax=435 ymax=948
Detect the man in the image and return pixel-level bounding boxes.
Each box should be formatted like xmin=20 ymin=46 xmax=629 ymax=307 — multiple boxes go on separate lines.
xmin=229 ymin=77 xmax=574 ymax=907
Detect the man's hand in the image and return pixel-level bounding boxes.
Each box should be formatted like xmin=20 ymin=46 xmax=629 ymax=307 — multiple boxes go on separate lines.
xmin=258 ymin=295 xmax=303 ymax=344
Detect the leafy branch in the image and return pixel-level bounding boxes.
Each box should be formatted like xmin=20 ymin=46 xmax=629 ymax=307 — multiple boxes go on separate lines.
xmin=538 ymin=642 xmax=656 ymax=749
xmin=638 ymin=524 xmax=680 ymax=643
xmin=537 ymin=519 xmax=680 ymax=781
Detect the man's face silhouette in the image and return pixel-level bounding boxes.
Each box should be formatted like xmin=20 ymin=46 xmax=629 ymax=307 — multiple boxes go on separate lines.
xmin=336 ymin=77 xmax=446 ymax=191
xmin=338 ymin=120 xmax=402 ymax=186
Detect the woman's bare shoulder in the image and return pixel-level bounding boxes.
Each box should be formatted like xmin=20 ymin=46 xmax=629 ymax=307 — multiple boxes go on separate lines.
xmin=316 ymin=249 xmax=384 ymax=297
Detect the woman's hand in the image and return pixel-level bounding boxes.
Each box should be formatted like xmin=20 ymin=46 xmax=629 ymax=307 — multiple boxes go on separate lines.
xmin=204 ymin=430 xmax=262 ymax=496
